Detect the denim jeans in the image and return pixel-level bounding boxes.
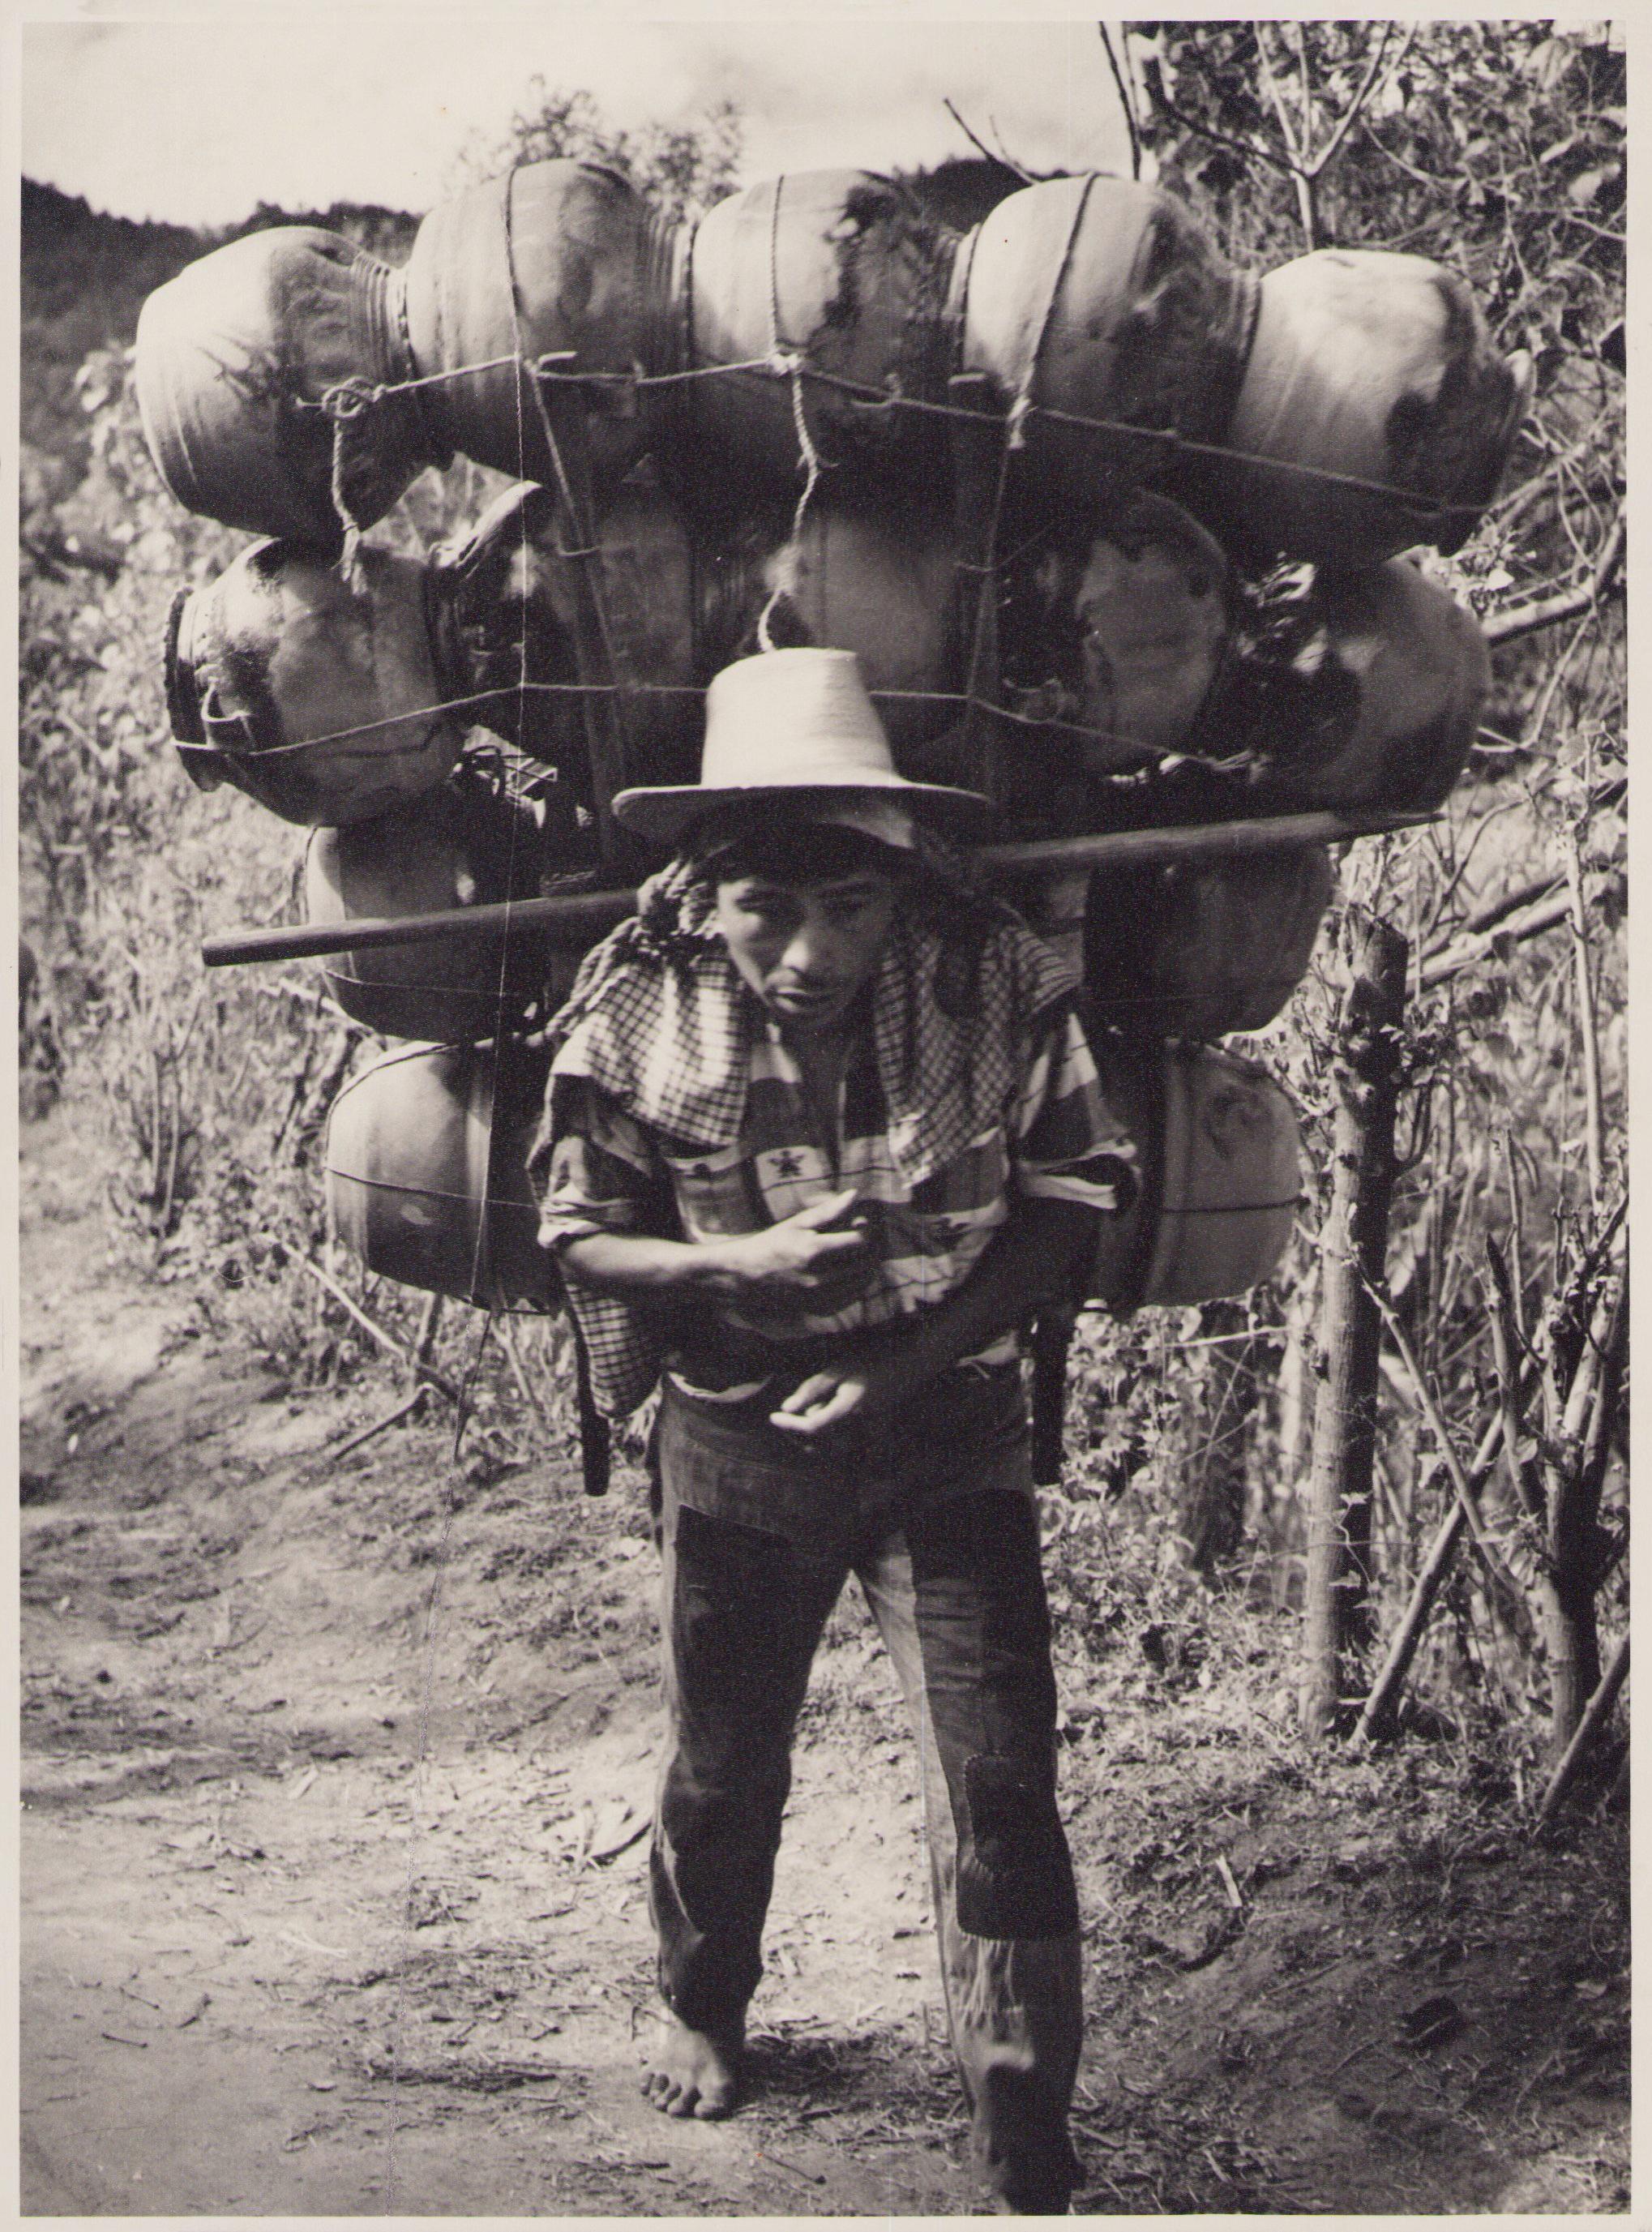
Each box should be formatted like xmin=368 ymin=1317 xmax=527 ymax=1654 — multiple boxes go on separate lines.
xmin=648 ymin=1367 xmax=1084 ymax=2210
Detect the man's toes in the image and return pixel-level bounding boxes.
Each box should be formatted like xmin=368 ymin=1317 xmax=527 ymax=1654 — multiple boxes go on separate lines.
xmin=692 ymin=2084 xmax=733 ymax=2120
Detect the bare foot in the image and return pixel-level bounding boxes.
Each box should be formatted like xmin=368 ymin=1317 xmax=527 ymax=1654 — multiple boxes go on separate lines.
xmin=640 ymin=2011 xmax=743 ymax=2119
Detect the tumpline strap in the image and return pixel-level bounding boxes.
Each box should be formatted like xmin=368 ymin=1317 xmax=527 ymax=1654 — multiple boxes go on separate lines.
xmin=568 ymin=1307 xmax=613 ymax=1499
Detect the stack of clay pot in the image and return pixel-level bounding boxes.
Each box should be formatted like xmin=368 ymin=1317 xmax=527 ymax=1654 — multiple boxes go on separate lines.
xmin=141 ymin=157 xmax=1525 ymax=1317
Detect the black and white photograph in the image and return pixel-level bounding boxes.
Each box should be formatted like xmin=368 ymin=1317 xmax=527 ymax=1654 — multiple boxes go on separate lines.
xmin=16 ymin=11 xmax=1629 ymax=2215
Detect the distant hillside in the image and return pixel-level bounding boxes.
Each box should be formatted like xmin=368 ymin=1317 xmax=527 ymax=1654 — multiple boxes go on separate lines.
xmin=20 ymin=178 xmax=418 ymax=473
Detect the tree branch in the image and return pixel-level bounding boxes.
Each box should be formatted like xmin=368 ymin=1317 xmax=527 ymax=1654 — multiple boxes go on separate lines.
xmin=1483 ymin=514 xmax=1625 ymax=645
xmin=1352 ymin=1399 xmax=1521 ymax=1746
xmin=1534 ymin=1629 xmax=1628 ymax=1831
xmin=1460 ymin=872 xmax=1565 ymax=939
xmin=1307 ymin=25 xmax=1407 ymax=182
xmin=1419 ymin=894 xmax=1570 ymax=990
xmin=1136 ymin=72 xmax=1303 ymax=181
xmin=1564 ymin=829 xmax=1607 ymax=1210
xmin=943 ymin=97 xmax=1034 ymax=182
xmin=1484 ymin=1242 xmax=1545 ymax=1524
xmin=1250 ymin=20 xmax=1316 ymax=242
xmin=1252 ymin=19 xmax=1305 ymax=162
xmin=1358 ymin=114 xmax=1452 ymax=193
xmin=1098 ymin=24 xmax=1142 ymax=182
xmin=297 ymin=1254 xmax=462 ymax=1403
xmin=1363 ymin=1272 xmax=1527 ymax=1624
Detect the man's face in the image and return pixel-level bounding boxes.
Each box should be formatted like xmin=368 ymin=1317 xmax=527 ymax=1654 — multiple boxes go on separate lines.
xmin=713 ymin=866 xmax=897 ymax=1038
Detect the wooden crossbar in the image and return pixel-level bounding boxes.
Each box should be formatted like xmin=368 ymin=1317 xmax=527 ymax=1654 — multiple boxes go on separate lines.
xmin=200 ymin=808 xmax=1433 ymax=970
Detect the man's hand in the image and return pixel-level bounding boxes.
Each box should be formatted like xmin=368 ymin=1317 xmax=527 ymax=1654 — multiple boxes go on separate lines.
xmin=768 ymin=1354 xmax=906 ymax=1435
xmin=708 ymin=1190 xmax=869 ymax=1303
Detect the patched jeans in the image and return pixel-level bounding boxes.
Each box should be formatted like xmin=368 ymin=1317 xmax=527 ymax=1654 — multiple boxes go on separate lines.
xmin=648 ymin=1366 xmax=1083 ymax=2212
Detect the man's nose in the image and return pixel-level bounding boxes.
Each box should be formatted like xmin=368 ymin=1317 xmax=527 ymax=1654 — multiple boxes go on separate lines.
xmin=781 ymin=910 xmax=836 ymax=981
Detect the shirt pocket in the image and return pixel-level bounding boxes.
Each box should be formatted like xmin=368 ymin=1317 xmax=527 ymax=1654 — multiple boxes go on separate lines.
xmin=657 ymin=1138 xmax=762 ymax=1239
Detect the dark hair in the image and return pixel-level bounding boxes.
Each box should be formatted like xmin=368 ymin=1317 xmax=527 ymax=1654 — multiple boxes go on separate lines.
xmin=685 ymin=812 xmax=910 ymax=891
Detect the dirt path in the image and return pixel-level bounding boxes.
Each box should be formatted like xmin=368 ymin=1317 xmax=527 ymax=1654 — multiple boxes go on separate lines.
xmin=20 ymin=1095 xmax=1630 ymax=2216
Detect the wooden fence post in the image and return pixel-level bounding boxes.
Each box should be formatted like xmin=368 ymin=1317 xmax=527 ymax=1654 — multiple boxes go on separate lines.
xmin=1299 ymin=910 xmax=1410 ymax=1740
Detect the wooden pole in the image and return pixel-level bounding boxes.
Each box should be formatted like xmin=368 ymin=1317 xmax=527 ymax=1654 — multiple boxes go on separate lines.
xmin=200 ymin=808 xmax=1435 ymax=971
xmin=1177 ymin=1297 xmax=1260 ymax=1577
xmin=1351 ymin=1403 xmax=1521 ymax=1746
xmin=1534 ymin=1630 xmax=1629 ymax=1831
xmin=1536 ymin=1266 xmax=1625 ymax=1760
xmin=1299 ymin=910 xmax=1410 ymax=1741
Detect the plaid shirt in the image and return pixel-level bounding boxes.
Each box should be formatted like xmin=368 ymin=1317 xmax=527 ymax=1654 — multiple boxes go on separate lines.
xmin=529 ymin=860 xmax=1137 ymax=1417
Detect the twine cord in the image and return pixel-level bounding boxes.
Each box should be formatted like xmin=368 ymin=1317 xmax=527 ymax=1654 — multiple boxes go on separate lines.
xmin=182 ymin=675 xmax=1288 ymax=778
xmin=324 ymin=388 xmax=374 ymax=585
xmin=758 ymin=175 xmax=832 ymax=653
xmin=314 ymin=341 xmax=1484 ymax=522
xmin=948 ymin=176 xmax=1095 ymax=779
xmin=386 ymin=169 xmax=539 ymax=2220
xmin=384 ymin=1310 xmax=494 ymax=2213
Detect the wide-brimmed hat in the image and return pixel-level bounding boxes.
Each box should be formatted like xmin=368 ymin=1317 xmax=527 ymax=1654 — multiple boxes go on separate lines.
xmin=610 ymin=648 xmax=993 ymax=850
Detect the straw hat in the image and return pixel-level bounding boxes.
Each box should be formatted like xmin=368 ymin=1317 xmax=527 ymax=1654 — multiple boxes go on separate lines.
xmin=610 ymin=648 xmax=993 ymax=849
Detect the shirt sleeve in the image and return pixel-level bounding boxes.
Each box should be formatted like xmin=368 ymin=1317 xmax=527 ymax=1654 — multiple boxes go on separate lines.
xmin=1012 ymin=1002 xmax=1140 ymax=1214
xmin=533 ymin=1076 xmax=666 ymax=1251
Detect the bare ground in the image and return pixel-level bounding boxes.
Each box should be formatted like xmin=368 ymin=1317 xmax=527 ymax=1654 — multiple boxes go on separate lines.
xmin=19 ymin=1094 xmax=1630 ymax=2216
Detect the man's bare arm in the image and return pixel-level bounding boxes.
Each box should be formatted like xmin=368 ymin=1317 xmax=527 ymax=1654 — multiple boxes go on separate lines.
xmin=556 ymin=1189 xmax=867 ymax=1306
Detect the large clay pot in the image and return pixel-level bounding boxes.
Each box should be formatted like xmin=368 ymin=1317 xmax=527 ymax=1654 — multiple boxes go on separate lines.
xmin=426 ymin=479 xmax=589 ymax=773
xmin=1221 ymin=250 xmax=1532 ymax=565
xmin=165 ymin=540 xmax=462 ymax=825
xmin=425 ymin=474 xmax=1230 ymax=796
xmin=1090 ymin=1039 xmax=1301 ymax=1309
xmin=402 ymin=161 xmax=673 ymax=497
xmin=676 ymin=169 xmax=961 ymax=495
xmin=427 ymin=473 xmax=967 ymax=778
xmin=428 ymin=469 xmax=710 ymax=797
xmin=1002 ymin=492 xmax=1230 ymax=773
xmin=735 ymin=499 xmax=965 ymax=754
xmin=324 ymin=1040 xmax=555 ymax=1310
xmin=304 ymin=768 xmax=564 ymax=1042
xmin=961 ymin=174 xmax=1256 ymax=510
xmin=1083 ymin=846 xmax=1333 ymax=1039
xmin=1212 ymin=557 xmax=1491 ymax=816
xmin=135 ymin=227 xmax=434 ymax=547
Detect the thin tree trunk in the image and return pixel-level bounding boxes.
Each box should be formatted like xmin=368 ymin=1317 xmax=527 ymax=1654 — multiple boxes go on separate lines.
xmin=1299 ymin=912 xmax=1409 ymax=1740
xmin=1564 ymin=832 xmax=1605 ymax=1210
xmin=1178 ymin=1297 xmax=1258 ymax=1577
xmin=1538 ymin=1269 xmax=1625 ymax=1759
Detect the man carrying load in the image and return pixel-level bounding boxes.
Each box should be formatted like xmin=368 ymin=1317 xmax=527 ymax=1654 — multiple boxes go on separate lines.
xmin=529 ymin=647 xmax=1138 ymax=2214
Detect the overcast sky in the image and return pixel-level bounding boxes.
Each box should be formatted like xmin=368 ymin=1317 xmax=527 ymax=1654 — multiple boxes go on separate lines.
xmin=23 ymin=18 xmax=1133 ymax=228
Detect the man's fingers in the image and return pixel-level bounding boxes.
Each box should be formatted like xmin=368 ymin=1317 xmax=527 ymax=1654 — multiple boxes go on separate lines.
xmin=774 ymin=1373 xmax=837 ymax=1415
xmin=770 ymin=1378 xmax=863 ymax=1433
xmin=789 ymin=1189 xmax=861 ymax=1227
